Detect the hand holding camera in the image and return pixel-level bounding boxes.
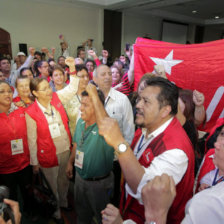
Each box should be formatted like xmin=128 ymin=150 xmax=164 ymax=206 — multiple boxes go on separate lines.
xmin=0 ymin=186 xmax=21 ymax=224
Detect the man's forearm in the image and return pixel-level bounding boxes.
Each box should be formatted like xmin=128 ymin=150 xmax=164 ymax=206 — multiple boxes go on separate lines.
xmin=91 ymin=94 xmax=108 ymax=126
xmin=117 ymin=146 xmax=145 ymax=193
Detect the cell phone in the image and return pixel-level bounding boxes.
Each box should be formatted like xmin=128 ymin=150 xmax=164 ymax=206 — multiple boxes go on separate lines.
xmin=126 ymin=43 xmax=130 ymax=51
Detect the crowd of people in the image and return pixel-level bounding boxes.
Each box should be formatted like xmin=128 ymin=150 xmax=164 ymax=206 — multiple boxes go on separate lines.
xmin=0 ymin=35 xmax=223 ymax=224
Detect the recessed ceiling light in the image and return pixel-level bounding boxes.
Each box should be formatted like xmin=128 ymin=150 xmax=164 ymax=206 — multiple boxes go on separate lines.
xmin=192 ymin=10 xmax=197 ymax=14
xmin=215 ymin=16 xmax=220 ymax=19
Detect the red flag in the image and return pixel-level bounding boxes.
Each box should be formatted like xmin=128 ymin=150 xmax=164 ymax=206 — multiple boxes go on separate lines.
xmin=134 ymin=38 xmax=224 ymax=131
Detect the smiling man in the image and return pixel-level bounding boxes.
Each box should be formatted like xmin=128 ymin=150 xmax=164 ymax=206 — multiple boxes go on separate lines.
xmin=97 ymin=77 xmax=195 ymax=224
xmin=66 ymin=88 xmax=114 ymax=224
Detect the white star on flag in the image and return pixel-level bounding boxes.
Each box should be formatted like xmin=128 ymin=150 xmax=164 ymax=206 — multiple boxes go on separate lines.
xmin=150 ymin=50 xmax=183 ymax=75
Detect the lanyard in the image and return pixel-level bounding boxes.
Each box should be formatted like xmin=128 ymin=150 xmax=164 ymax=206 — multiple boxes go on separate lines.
xmin=77 ymin=94 xmax=81 ymax=103
xmin=137 ymin=135 xmax=145 ymax=154
xmin=44 ymin=105 xmax=55 ymax=122
xmin=212 ymin=169 xmax=224 ymax=186
xmin=80 ymin=124 xmax=97 ymax=147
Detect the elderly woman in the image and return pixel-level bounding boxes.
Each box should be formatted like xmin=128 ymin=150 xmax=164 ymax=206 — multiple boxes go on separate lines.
xmin=25 ymin=57 xmax=79 ymax=224
xmin=13 ymin=76 xmax=34 ymax=107
xmin=0 ymin=81 xmax=32 ymax=213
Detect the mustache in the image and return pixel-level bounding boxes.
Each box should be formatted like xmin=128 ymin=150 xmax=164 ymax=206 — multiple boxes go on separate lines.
xmin=136 ymin=109 xmax=144 ymax=115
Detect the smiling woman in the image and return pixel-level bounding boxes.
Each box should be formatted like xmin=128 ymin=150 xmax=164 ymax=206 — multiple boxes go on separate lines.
xmin=25 ymin=57 xmax=79 ymax=223
xmin=0 ymin=80 xmax=32 ymax=214
xmin=49 ymin=66 xmax=67 ymax=92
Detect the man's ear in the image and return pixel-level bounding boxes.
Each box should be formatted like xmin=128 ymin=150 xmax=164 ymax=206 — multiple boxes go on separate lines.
xmin=32 ymin=90 xmax=38 ymax=98
xmin=161 ymin=105 xmax=172 ymax=118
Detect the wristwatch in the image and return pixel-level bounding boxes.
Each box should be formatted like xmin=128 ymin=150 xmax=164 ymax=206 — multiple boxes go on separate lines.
xmin=115 ymin=142 xmax=128 ymax=155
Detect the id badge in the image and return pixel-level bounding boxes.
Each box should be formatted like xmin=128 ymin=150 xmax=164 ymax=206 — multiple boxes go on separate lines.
xmin=49 ymin=123 xmax=61 ymax=138
xmin=75 ymin=150 xmax=84 ymax=169
xmin=11 ymin=139 xmax=24 ymax=155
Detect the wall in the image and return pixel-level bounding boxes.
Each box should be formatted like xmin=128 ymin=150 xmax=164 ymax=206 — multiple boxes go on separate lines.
xmin=203 ymin=26 xmax=223 ymax=43
xmin=121 ymin=12 xmax=162 ymax=53
xmin=0 ymin=0 xmax=104 ymax=58
xmin=122 ymin=13 xmax=198 ymax=54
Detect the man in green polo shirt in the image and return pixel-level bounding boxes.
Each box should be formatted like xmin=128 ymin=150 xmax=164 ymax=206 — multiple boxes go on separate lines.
xmin=66 ymin=89 xmax=114 ymax=224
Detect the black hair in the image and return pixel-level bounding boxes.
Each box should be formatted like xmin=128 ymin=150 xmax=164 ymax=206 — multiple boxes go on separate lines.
xmin=81 ymin=89 xmax=105 ymax=106
xmin=77 ymin=48 xmax=85 ymax=57
xmin=20 ymin=67 xmax=33 ymax=76
xmin=75 ymin=64 xmax=88 ymax=74
xmin=34 ymin=51 xmax=42 ymax=57
xmin=145 ymin=77 xmax=178 ymax=115
xmin=57 ymin=56 xmax=66 ymax=63
xmin=35 ymin=61 xmax=47 ymax=76
xmin=85 ymin=59 xmax=96 ymax=68
xmin=48 ymin=58 xmax=55 ymax=64
xmin=0 ymin=57 xmax=10 ymax=64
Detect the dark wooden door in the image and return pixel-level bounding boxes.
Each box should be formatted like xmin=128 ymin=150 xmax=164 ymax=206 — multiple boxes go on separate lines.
xmin=0 ymin=28 xmax=12 ymax=58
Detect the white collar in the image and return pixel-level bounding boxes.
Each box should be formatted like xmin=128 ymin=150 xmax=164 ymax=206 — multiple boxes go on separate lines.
xmin=142 ymin=117 xmax=174 ymax=140
xmin=36 ymin=99 xmax=51 ymax=113
xmin=106 ymin=88 xmax=116 ymax=101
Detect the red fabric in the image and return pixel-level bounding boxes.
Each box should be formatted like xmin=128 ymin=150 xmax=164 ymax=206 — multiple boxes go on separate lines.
xmin=0 ymin=108 xmax=30 ymax=174
xmin=13 ymin=96 xmax=21 ymax=103
xmin=120 ymin=118 xmax=195 ymax=224
xmin=89 ymin=72 xmax=93 ymax=80
xmin=65 ymin=67 xmax=70 ymax=84
xmin=112 ymin=73 xmax=131 ymax=96
xmin=196 ymin=148 xmax=215 ymax=192
xmin=134 ymin=38 xmax=224 ymax=131
xmin=94 ymin=58 xmax=101 ymax=66
xmin=26 ymin=93 xmax=71 ymax=168
xmin=13 ymin=96 xmax=33 ymax=107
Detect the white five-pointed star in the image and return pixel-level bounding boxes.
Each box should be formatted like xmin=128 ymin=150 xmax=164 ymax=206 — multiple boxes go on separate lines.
xmin=150 ymin=50 xmax=183 ymax=75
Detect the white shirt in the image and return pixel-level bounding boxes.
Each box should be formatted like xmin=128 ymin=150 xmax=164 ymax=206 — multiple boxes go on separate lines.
xmin=124 ymin=182 xmax=224 ymax=224
xmin=105 ymin=88 xmax=134 ymax=145
xmin=7 ymin=55 xmax=34 ymax=88
xmin=125 ymin=118 xmax=188 ymax=202
xmin=182 ymin=181 xmax=224 ymax=224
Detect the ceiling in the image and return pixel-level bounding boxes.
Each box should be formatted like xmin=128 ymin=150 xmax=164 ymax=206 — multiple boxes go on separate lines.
xmin=72 ymin=0 xmax=224 ymax=28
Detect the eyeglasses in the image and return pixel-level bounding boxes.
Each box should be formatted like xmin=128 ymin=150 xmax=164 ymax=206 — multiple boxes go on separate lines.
xmin=37 ymin=86 xmax=51 ymax=92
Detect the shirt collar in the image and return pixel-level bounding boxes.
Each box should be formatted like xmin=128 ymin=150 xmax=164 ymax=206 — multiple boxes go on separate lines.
xmin=142 ymin=117 xmax=174 ymax=139
xmin=36 ymin=99 xmax=51 ymax=114
xmin=106 ymin=88 xmax=116 ymax=101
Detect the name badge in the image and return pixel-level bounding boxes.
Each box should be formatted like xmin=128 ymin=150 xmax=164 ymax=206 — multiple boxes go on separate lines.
xmin=75 ymin=150 xmax=84 ymax=169
xmin=49 ymin=123 xmax=61 ymax=139
xmin=11 ymin=139 xmax=24 ymax=155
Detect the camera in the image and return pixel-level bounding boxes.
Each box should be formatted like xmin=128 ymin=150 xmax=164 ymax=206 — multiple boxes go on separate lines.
xmin=0 ymin=186 xmax=15 ymax=224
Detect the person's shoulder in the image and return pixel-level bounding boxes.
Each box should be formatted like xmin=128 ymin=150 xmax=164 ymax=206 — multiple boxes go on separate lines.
xmin=111 ymin=88 xmax=129 ymax=100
